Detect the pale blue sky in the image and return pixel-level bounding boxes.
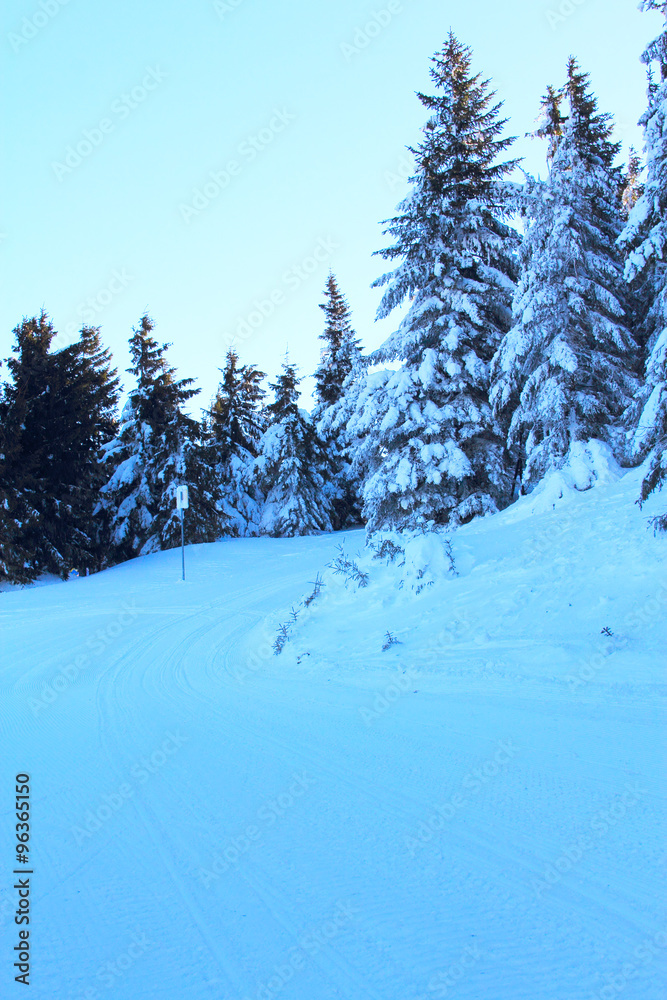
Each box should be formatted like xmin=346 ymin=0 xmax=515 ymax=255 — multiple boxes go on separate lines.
xmin=1 ymin=0 xmax=661 ymax=411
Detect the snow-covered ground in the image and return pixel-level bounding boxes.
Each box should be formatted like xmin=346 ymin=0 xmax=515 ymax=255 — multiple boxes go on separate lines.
xmin=1 ymin=464 xmax=666 ymax=999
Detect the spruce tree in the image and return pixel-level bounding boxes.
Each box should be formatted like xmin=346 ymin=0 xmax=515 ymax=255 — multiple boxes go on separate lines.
xmin=364 ymin=32 xmax=519 ymax=533
xmin=253 ymin=357 xmax=334 ymax=537
xmin=0 ymin=314 xmax=120 ymax=582
xmin=0 ymin=313 xmax=54 ymax=581
xmin=491 ymin=59 xmax=640 ymax=491
xmin=101 ymin=314 xmax=223 ymax=560
xmin=3 ymin=322 xmax=76 ymax=583
xmin=619 ymin=2 xmax=667 ymax=528
xmin=313 ymin=273 xmax=362 ymax=408
xmin=312 ymin=273 xmax=363 ymax=528
xmin=206 ymin=348 xmax=266 ymax=535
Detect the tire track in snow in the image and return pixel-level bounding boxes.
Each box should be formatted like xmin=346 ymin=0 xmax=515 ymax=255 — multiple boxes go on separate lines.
xmin=89 ymin=558 xmax=659 ymax=996
xmin=90 ymin=571 xmax=395 ymax=997
xmin=88 ymin=570 xmax=338 ymax=992
xmin=93 ymin=608 xmax=249 ymax=993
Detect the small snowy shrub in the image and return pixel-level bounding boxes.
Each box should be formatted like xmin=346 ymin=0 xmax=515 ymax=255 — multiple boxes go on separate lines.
xmin=328 ymin=544 xmax=369 ymax=588
xmin=382 ymin=631 xmax=402 ymax=651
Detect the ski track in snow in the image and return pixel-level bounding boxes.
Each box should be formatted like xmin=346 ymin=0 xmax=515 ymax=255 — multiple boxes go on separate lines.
xmin=1 ymin=472 xmax=666 ymax=999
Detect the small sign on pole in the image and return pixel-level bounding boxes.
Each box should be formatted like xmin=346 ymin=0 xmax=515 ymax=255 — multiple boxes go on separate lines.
xmin=176 ymin=485 xmax=189 ymax=510
xmin=175 ymin=485 xmax=189 ymax=581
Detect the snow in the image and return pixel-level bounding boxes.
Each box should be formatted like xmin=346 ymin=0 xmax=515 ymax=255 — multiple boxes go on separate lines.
xmin=1 ymin=468 xmax=666 ymax=999
xmin=634 ymin=384 xmax=666 ymax=456
xmin=401 ymin=531 xmax=454 ymax=588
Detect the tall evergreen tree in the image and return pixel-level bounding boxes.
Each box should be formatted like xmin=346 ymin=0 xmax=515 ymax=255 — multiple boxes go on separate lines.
xmin=491 ymin=59 xmax=640 ymax=491
xmin=253 ymin=357 xmax=334 ymax=536
xmin=363 ymin=32 xmax=519 ymax=533
xmin=313 ymin=273 xmax=362 ymax=408
xmin=560 ymin=56 xmax=620 ymax=167
xmin=100 ymin=314 xmax=223 ymax=560
xmin=206 ymin=348 xmax=266 ymax=535
xmin=0 ymin=313 xmax=54 ymax=582
xmin=312 ymin=273 xmax=364 ymax=528
xmin=619 ymin=2 xmax=667 ymax=528
xmin=0 ymin=314 xmax=120 ymax=582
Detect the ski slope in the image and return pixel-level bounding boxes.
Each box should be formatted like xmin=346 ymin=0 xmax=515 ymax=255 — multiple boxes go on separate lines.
xmin=1 ymin=464 xmax=666 ymax=999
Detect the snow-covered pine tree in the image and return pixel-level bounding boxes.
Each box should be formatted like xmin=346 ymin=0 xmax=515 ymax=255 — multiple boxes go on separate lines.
xmin=253 ymin=356 xmax=334 ymax=537
xmin=0 ymin=314 xmax=120 ymax=582
xmin=619 ymin=2 xmax=667 ymax=527
xmin=313 ymin=273 xmax=362 ymax=408
xmin=315 ymin=343 xmax=395 ymax=534
xmin=491 ymin=59 xmax=640 ymax=491
xmin=363 ymin=32 xmax=519 ymax=533
xmin=325 ymin=359 xmax=405 ymax=537
xmin=312 ymin=273 xmax=363 ymax=528
xmin=206 ymin=348 xmax=266 ymax=535
xmin=100 ymin=314 xmax=223 ymax=561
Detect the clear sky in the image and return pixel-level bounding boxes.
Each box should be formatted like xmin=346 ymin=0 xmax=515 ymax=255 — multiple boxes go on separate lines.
xmin=1 ymin=0 xmax=662 ymax=412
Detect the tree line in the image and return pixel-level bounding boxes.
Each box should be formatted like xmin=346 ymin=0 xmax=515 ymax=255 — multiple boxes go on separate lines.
xmin=1 ymin=3 xmax=666 ymax=584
